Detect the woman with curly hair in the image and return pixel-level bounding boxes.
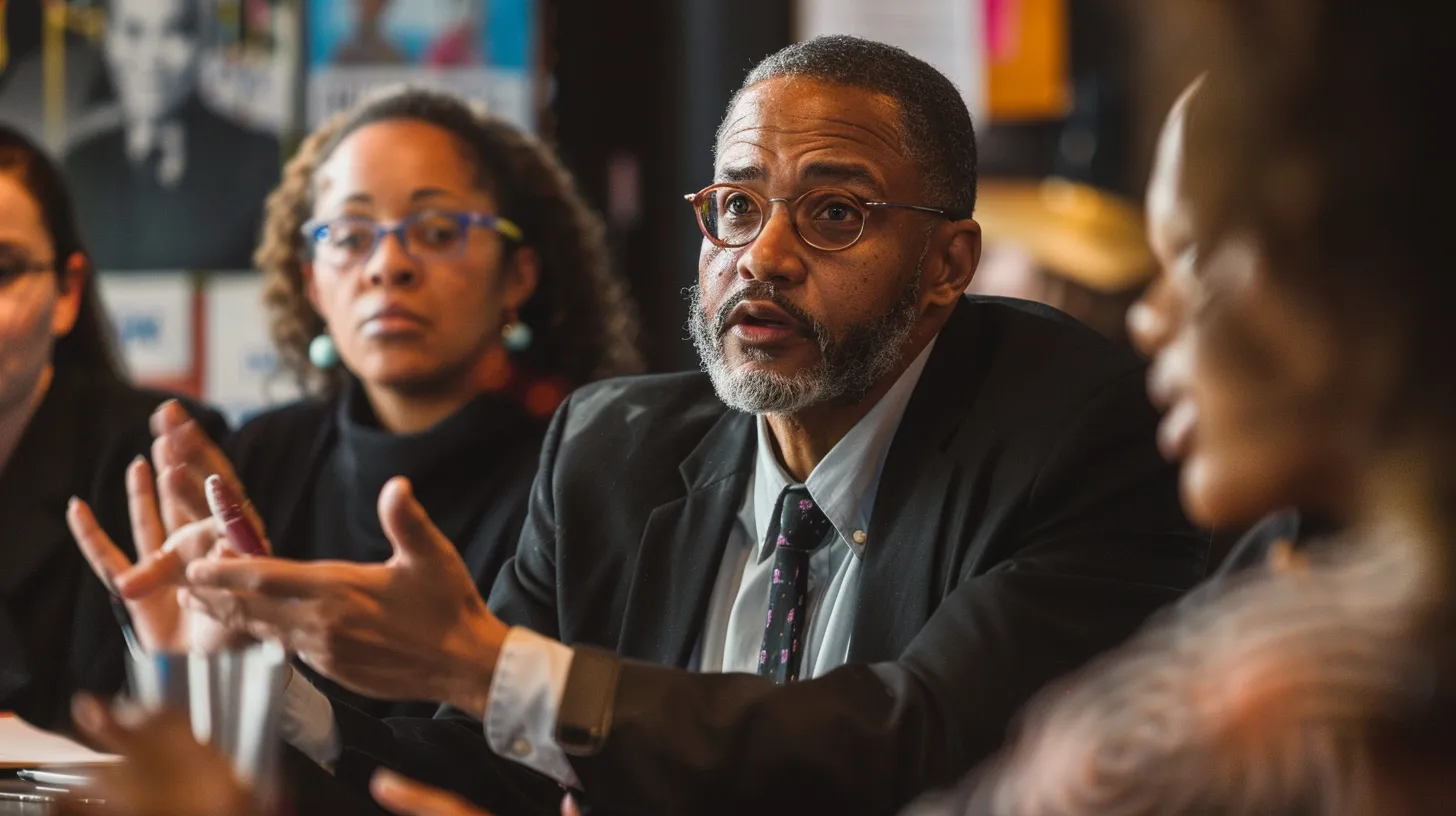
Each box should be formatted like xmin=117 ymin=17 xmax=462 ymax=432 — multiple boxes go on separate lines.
xmin=73 ymin=86 xmax=643 ymax=721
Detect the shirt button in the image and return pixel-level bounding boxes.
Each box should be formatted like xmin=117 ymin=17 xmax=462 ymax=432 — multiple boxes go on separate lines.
xmin=511 ymin=738 xmax=531 ymax=757
xmin=853 ymin=530 xmax=868 ymax=545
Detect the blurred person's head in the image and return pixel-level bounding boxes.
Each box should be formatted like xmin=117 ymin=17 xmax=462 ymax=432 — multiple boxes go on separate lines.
xmin=104 ymin=0 xmax=203 ymax=126
xmin=0 ymin=126 xmax=121 ymax=426
xmin=1128 ymin=0 xmax=1448 ymax=531
xmin=967 ymin=10 xmax=1456 ymax=814
xmin=688 ymin=35 xmax=982 ymax=416
xmin=1127 ymin=81 xmax=1362 ymax=527
xmin=256 ymin=86 xmax=641 ymax=426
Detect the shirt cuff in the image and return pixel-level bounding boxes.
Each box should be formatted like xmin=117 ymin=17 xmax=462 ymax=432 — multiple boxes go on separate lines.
xmin=279 ymin=665 xmax=342 ymax=767
xmin=484 ymin=627 xmax=580 ymax=788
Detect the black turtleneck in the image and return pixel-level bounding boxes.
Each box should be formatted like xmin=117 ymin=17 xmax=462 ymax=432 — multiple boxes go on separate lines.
xmin=308 ymin=380 xmax=541 ymax=564
xmin=226 ymin=378 xmax=548 ymax=719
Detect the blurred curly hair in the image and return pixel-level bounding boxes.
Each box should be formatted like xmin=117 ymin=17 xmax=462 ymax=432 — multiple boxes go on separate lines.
xmin=254 ymin=85 xmax=643 ymax=396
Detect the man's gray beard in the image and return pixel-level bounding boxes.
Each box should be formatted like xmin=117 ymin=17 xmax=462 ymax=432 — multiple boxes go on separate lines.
xmin=688 ymin=274 xmax=921 ymax=416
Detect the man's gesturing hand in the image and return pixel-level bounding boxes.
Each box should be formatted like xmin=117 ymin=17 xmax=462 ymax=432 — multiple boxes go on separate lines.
xmin=184 ymin=476 xmax=509 ymax=717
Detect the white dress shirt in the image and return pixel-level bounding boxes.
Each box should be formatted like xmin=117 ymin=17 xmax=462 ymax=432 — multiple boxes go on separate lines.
xmin=280 ymin=339 xmax=937 ymax=787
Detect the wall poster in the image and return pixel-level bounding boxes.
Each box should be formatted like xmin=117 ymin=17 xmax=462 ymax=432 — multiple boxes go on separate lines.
xmin=0 ymin=0 xmax=295 ymax=272
xmin=306 ymin=0 xmax=536 ymax=130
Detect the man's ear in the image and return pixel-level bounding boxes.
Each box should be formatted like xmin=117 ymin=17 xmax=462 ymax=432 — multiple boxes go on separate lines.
xmin=51 ymin=252 xmax=88 ymax=338
xmin=922 ymin=218 xmax=981 ymax=308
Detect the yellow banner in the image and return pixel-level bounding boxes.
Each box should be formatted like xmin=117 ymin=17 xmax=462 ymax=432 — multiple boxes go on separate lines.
xmin=987 ymin=0 xmax=1070 ymax=121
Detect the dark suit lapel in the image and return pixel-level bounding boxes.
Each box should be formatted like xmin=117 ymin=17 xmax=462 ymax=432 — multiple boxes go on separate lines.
xmin=850 ymin=299 xmax=995 ymax=661
xmin=616 ymin=410 xmax=755 ymax=666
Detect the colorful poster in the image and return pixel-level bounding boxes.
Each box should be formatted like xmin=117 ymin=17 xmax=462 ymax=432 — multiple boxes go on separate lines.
xmin=305 ymin=0 xmax=536 ymax=130
xmin=986 ymin=0 xmax=1070 ymax=121
xmin=203 ymin=271 xmax=300 ymax=426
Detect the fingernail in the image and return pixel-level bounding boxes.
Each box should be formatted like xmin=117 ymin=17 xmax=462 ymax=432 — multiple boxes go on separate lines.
xmin=370 ymin=769 xmax=400 ymax=797
xmin=67 ymin=495 xmax=79 ymax=512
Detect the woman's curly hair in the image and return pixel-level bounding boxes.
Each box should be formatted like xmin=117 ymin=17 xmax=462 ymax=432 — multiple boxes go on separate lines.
xmin=254 ymin=85 xmax=643 ymax=396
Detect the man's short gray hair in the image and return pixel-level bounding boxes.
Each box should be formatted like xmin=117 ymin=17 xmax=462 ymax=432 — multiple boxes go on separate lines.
xmin=721 ymin=35 xmax=978 ymax=218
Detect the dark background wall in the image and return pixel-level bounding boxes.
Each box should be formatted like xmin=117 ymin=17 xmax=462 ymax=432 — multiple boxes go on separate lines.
xmin=548 ymin=0 xmax=791 ymax=372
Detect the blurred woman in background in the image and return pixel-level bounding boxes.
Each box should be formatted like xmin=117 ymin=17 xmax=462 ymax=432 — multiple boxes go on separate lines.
xmin=71 ymin=86 xmax=643 ymax=720
xmin=909 ymin=0 xmax=1454 ymax=812
xmin=0 ymin=125 xmax=226 ymax=730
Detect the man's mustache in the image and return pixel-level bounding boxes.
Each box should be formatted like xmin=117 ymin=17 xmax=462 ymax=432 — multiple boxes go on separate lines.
xmin=711 ymin=282 xmax=822 ymax=341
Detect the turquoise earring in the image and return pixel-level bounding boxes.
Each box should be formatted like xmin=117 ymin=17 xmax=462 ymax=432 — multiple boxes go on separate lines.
xmin=503 ymin=320 xmax=533 ymax=352
xmin=308 ymin=333 xmax=339 ymax=369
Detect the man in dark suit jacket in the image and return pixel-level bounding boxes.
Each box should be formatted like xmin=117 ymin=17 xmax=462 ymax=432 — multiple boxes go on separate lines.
xmin=173 ymin=35 xmax=1206 ymax=816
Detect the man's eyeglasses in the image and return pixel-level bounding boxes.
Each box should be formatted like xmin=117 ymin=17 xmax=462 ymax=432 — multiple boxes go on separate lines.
xmin=684 ymin=184 xmax=958 ymax=252
xmin=301 ymin=210 xmax=524 ymax=268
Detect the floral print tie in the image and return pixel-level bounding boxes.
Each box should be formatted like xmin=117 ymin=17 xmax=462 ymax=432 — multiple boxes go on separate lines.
xmin=757 ymin=485 xmax=833 ymax=684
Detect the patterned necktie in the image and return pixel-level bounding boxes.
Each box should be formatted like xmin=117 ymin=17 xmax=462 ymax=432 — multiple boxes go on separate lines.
xmin=757 ymin=485 xmax=833 ymax=683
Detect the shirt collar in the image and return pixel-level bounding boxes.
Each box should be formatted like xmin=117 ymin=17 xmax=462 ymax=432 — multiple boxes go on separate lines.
xmin=750 ymin=336 xmax=938 ymax=561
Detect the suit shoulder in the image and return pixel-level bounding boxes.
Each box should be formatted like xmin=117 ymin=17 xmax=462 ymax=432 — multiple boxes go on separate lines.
xmin=542 ymin=373 xmax=732 ymax=476
xmin=958 ymin=296 xmax=1146 ymax=414
xmin=968 ymin=295 xmax=1143 ymax=380
xmin=562 ymin=372 xmax=725 ymax=432
xmin=933 ymin=297 xmax=1153 ymax=461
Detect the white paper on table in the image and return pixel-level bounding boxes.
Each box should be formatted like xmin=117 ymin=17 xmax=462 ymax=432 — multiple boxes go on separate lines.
xmin=0 ymin=715 xmax=120 ymax=768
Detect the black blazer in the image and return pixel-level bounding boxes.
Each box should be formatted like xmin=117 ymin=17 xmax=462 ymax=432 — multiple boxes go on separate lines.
xmin=0 ymin=370 xmax=227 ymax=730
xmin=327 ymin=297 xmax=1209 ymax=815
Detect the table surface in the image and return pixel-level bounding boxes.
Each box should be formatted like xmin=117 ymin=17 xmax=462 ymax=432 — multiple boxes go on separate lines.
xmin=0 ymin=777 xmax=103 ymax=814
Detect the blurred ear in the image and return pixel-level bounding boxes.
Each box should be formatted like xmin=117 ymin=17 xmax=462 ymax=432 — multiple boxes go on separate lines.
xmin=921 ymin=218 xmax=982 ymax=309
xmin=51 ymin=252 xmax=87 ymax=338
xmin=502 ymin=245 xmax=540 ymax=314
